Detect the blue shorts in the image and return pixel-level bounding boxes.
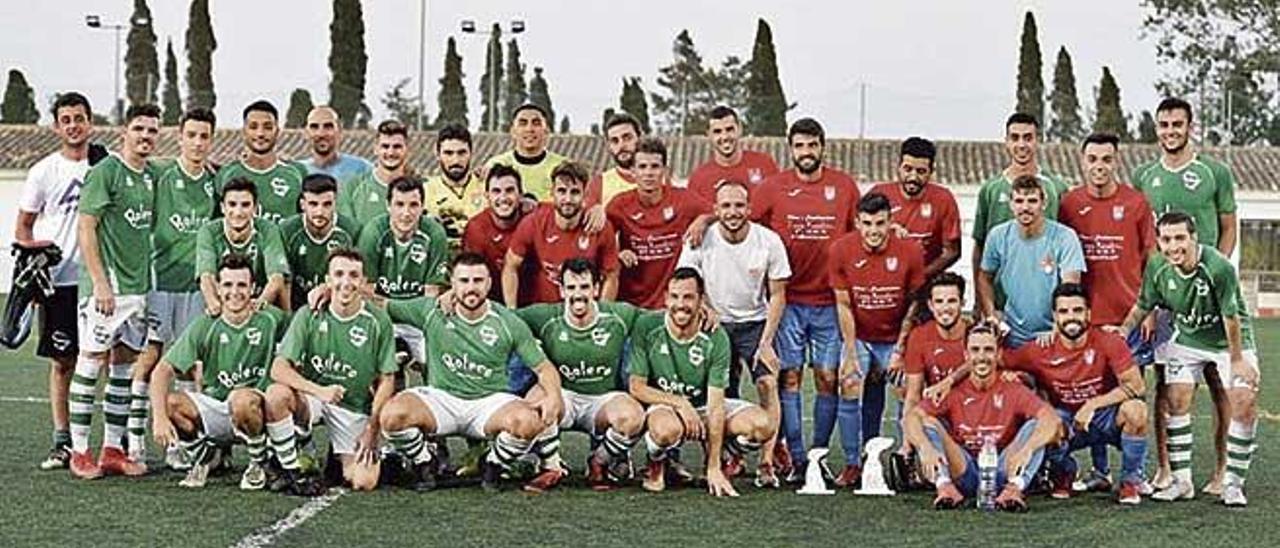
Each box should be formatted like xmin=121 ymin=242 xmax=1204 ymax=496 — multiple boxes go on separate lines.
xmin=508 ymin=354 xmax=536 ymax=396
xmin=1125 ymin=309 xmax=1172 ymax=369
xmin=856 ymin=339 xmax=897 ymax=379
xmin=926 ymin=420 xmax=1041 ymax=498
xmin=1056 ymin=404 xmax=1122 ymax=452
xmin=777 ymin=304 xmax=842 ymax=371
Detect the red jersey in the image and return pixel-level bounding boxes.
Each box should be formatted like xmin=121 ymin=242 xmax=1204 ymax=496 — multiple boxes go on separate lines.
xmin=462 ymin=207 xmax=529 ymax=303
xmin=752 ymin=167 xmax=860 ymax=306
xmin=904 ymin=320 xmax=967 ymax=386
xmin=1057 ymin=184 xmax=1156 ymax=325
xmin=686 ymin=150 xmax=780 ymax=204
xmin=919 ymin=376 xmax=1050 ymax=455
xmin=869 ymin=182 xmax=961 ymax=267
xmin=828 ymin=233 xmax=926 ymax=342
xmin=1002 ymin=328 xmax=1134 ymax=413
xmin=606 ymin=187 xmax=710 ymax=309
xmin=508 ymin=206 xmax=621 ymax=304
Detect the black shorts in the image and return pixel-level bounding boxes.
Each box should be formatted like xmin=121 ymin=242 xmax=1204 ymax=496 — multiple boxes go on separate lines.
xmin=36 ymin=285 xmax=78 ymax=359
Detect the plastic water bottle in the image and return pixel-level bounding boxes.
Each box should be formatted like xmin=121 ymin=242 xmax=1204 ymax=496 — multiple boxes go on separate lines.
xmin=977 ymin=435 xmax=998 ymax=512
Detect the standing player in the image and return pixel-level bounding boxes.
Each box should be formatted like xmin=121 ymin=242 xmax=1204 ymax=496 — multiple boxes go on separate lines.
xmin=15 ymin=92 xmax=98 ymax=469
xmin=629 ymin=268 xmax=776 ymax=496
xmin=1005 ymin=283 xmax=1148 ymax=504
xmin=300 ymin=106 xmax=371 ymax=186
xmin=1133 ymin=97 xmax=1238 ymax=495
xmin=379 ymin=253 xmax=564 ymax=491
xmin=606 ymin=138 xmax=713 ymax=309
xmin=1117 ymin=212 xmax=1260 ymax=507
xmin=68 ymin=104 xmax=160 ymax=479
xmin=339 ymin=120 xmax=411 ymax=227
xmin=504 ymin=162 xmax=620 ymax=307
xmin=195 ymin=178 xmax=290 ymax=311
xmin=870 ymin=137 xmax=961 ymax=279
xmin=425 ymin=123 xmax=487 ymax=245
xmin=484 ymin=104 xmax=567 ymax=201
xmin=686 ymin=106 xmax=780 ymax=204
xmin=752 ymin=117 xmax=860 ymax=480
xmin=463 ymin=165 xmax=530 ymax=302
xmin=977 ymin=176 xmax=1085 ymax=348
xmin=585 ymin=112 xmax=643 ymax=212
xmin=828 ymin=192 xmax=926 ymax=487
xmin=215 ymin=100 xmax=307 ymax=225
xmin=1057 ymin=132 xmax=1156 ymax=492
xmin=281 ymin=174 xmax=359 ymax=311
xmin=265 ymin=248 xmax=398 ymax=491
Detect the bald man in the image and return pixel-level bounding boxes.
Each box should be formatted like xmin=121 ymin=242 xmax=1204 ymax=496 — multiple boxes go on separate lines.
xmin=300 ymin=106 xmax=372 ymax=186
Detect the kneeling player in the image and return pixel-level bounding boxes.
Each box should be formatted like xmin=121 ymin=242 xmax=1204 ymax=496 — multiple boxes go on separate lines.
xmin=630 ymin=268 xmax=775 ymax=497
xmin=266 ymin=248 xmax=398 ymax=492
xmin=149 ymin=254 xmax=297 ymax=490
xmin=379 ymin=253 xmax=563 ymax=491
xmin=903 ymin=323 xmax=1061 ymax=511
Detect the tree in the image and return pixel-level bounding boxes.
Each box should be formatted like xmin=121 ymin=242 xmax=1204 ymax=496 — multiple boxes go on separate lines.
xmin=1047 ymin=46 xmax=1084 ymax=143
xmin=559 ymin=116 xmax=570 ymax=134
xmin=1093 ymin=67 xmax=1131 ymax=141
xmin=1 ymin=69 xmax=39 ymax=124
xmin=328 ymin=0 xmax=368 ymax=129
xmin=125 ymin=0 xmax=159 ymax=107
xmin=1014 ymin=11 xmax=1044 ymax=125
xmin=528 ymin=67 xmax=555 ymax=132
xmin=502 ymin=39 xmax=528 ymax=129
xmin=601 ymin=107 xmax=617 ymax=132
xmin=745 ymin=18 xmax=789 ymax=136
xmin=1137 ymin=110 xmax=1158 ymax=143
xmin=162 ymin=39 xmax=182 ymax=125
xmin=478 ymin=24 xmax=505 ymax=131
xmin=185 ymin=0 xmax=216 ymax=110
xmin=619 ymin=77 xmax=651 ymax=133
xmin=285 ymin=88 xmax=314 ymax=129
xmin=651 ymin=30 xmax=712 ymax=135
xmin=434 ymin=36 xmax=468 ymax=129
xmin=382 ymin=78 xmax=424 ymax=129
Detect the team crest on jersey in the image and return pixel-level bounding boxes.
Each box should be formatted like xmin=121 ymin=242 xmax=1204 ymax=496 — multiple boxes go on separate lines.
xmin=409 ymin=243 xmax=427 ymax=264
xmin=577 ymin=235 xmax=591 ymax=250
xmin=921 ymin=203 xmax=933 ymax=219
xmin=1193 ymin=278 xmax=1210 ymax=297
xmin=994 ymin=394 xmax=1004 ymax=409
xmin=349 ymin=326 xmax=368 ymax=347
xmin=688 ymin=344 xmax=705 ymax=366
xmin=1112 ymin=206 xmax=1125 ymax=220
xmin=662 ymin=206 xmax=675 ymax=221
xmin=326 ymin=240 xmax=342 ymax=251
xmin=143 ymin=173 xmax=153 ymax=190
xmin=204 ymin=180 xmax=215 ymax=197
xmin=1182 ymin=171 xmax=1203 ymax=191
xmin=886 ymin=257 xmax=899 ymax=272
xmin=1040 ymin=255 xmax=1056 ymax=275
xmin=591 ymin=327 xmax=611 ymax=347
xmin=270 ymin=177 xmax=290 ymax=197
xmin=246 ymin=327 xmax=263 ymax=346
xmin=298 ymin=244 xmax=308 ymax=257
xmin=748 ymin=168 xmax=764 ymax=184
xmin=824 ymin=186 xmax=836 ymax=201
xmin=1084 ymin=349 xmax=1096 ymax=365
xmin=479 ymin=325 xmax=499 ymax=346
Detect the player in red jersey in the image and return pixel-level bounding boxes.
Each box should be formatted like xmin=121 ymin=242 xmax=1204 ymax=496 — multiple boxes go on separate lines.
xmin=504 ymin=161 xmax=620 ymax=306
xmin=462 ymin=164 xmax=532 ymax=303
xmin=751 ymin=117 xmax=860 ymax=481
xmin=903 ymin=323 xmax=1062 ymax=511
xmin=870 ymin=137 xmax=961 ymax=280
xmin=686 ymin=106 xmax=780 ymax=204
xmin=606 ymin=138 xmax=713 ymax=309
xmin=828 ymin=192 xmax=926 ymax=487
xmin=1003 ymin=283 xmax=1149 ymax=504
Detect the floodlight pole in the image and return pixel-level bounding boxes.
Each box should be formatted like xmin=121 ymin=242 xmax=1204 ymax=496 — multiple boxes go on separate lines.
xmin=461 ymin=19 xmax=526 ymax=132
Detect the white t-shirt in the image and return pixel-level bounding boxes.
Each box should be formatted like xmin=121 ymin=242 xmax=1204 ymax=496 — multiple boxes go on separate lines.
xmin=18 ymin=151 xmax=89 ymax=286
xmin=677 ymin=222 xmax=791 ymax=323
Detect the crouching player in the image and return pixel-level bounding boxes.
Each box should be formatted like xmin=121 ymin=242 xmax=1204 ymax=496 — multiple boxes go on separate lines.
xmin=903 ymin=323 xmax=1061 ymax=511
xmin=265 ymin=248 xmax=398 ymax=491
xmin=629 ymin=268 xmax=776 ymax=497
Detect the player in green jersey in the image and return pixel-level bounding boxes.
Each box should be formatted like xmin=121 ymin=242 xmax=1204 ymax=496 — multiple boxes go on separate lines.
xmin=69 ymin=104 xmax=161 ymax=479
xmin=196 ymin=177 xmax=290 ymax=310
xmin=265 ymin=248 xmax=399 ymax=492
xmin=215 ymin=100 xmax=307 ymax=225
xmin=379 ymin=252 xmax=564 ymax=492
xmin=337 ymin=120 xmax=410 ymax=227
xmin=512 ymin=258 xmax=645 ymax=493
xmin=629 ymin=268 xmax=775 ymax=496
xmin=1117 ymin=212 xmax=1260 ymax=507
xmin=281 ymin=174 xmax=358 ymax=311
xmin=481 ymin=103 xmax=567 ymax=202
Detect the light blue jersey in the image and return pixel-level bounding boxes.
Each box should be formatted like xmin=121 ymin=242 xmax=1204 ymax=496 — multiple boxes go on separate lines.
xmin=980 ymin=219 xmax=1085 ymax=346
xmin=301 ymin=153 xmax=372 ymax=186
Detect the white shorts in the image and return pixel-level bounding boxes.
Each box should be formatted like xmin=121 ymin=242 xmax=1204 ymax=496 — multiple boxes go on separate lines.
xmin=1159 ymin=341 xmax=1261 ymax=390
xmin=407 ymin=386 xmax=518 ymax=439
xmin=645 ymin=398 xmax=755 ymax=421
xmin=77 ymin=294 xmax=148 ymax=353
xmin=560 ymin=390 xmax=627 ymax=435
xmin=300 ymin=394 xmax=371 ymax=455
xmin=146 ymin=291 xmax=205 ymax=344
xmin=394 ymin=323 xmax=426 ymax=365
xmin=189 ymin=389 xmax=264 ymax=443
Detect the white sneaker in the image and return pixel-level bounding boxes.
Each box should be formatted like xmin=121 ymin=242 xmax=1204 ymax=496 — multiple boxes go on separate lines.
xmin=240 ymin=462 xmax=267 ymax=490
xmin=179 ymin=463 xmax=210 ymax=488
xmin=165 ymin=444 xmax=190 ymax=471
xmin=1151 ymin=478 xmax=1195 ymax=502
xmin=1221 ymin=483 xmax=1248 ymax=507
xmin=1138 ymin=479 xmax=1155 ymax=497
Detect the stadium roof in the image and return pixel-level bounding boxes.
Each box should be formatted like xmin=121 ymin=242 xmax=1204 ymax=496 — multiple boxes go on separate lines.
xmin=1 ymin=125 xmax=1279 ymax=192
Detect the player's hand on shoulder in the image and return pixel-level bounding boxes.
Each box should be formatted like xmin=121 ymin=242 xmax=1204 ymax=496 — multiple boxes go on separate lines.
xmin=699 ymin=303 xmax=720 ymax=333
xmin=923 ymin=379 xmax=951 ymax=404
xmin=436 ymin=289 xmax=458 ymax=315
xmin=583 ymin=204 xmax=606 ymax=234
xmin=1035 ymin=331 xmax=1055 ymax=348
xmin=307 ymin=284 xmax=332 ymax=310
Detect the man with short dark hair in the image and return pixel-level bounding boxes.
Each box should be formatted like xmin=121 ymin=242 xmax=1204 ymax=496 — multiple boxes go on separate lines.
xmin=686 ymin=106 xmax=780 ymax=204
xmin=339 ymin=119 xmax=412 ymax=227
xmin=281 ymin=174 xmax=359 ymax=311
xmin=195 ymin=177 xmax=291 ymax=312
xmin=215 ymin=100 xmax=308 ymax=224
xmin=425 ymin=123 xmax=487 ymax=245
xmin=870 ymin=137 xmax=961 ymax=280
xmin=300 ymin=105 xmax=372 ymax=185
xmin=463 ymin=165 xmax=530 ymax=303
xmin=586 ymin=113 xmax=644 ymax=209
xmin=484 ymin=103 xmax=567 ymax=201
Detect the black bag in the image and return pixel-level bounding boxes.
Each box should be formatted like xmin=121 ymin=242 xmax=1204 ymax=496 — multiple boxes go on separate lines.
xmin=1 ymin=242 xmax=63 ymax=349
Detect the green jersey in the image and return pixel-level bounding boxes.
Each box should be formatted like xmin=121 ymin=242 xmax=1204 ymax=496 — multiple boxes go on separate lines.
xmin=195 ymin=218 xmax=290 ymax=294
xmin=515 ymin=301 xmax=642 ymax=395
xmin=356 ymin=214 xmax=450 ymax=299
xmin=163 ymin=306 xmax=288 ymax=401
xmin=151 ymin=158 xmax=218 ymax=292
xmin=1137 ymin=245 xmax=1255 ymax=352
xmin=627 ymin=311 xmax=731 ymax=408
xmin=486 ymin=149 xmax=568 ymax=201
xmin=77 ymin=153 xmax=156 ymax=297
xmin=278 ymin=302 xmax=398 ymax=414
xmin=972 ymin=171 xmax=1070 ymax=244
xmin=1132 ymin=154 xmax=1237 ymax=248
xmin=215 ymin=159 xmax=307 ymax=225
xmin=280 ymin=213 xmax=359 ymax=310
xmin=388 ymin=298 xmax=547 ymax=399
xmin=337 ymin=170 xmax=392 ymax=227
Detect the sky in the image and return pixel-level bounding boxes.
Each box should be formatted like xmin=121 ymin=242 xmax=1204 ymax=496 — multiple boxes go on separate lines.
xmin=0 ymin=0 xmax=1170 ymax=140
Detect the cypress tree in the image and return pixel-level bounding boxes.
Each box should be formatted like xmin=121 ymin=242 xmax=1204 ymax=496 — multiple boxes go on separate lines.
xmin=162 ymin=39 xmax=182 ymax=125
xmin=434 ymin=36 xmax=469 ymax=129
xmin=745 ymin=18 xmax=788 ymax=136
xmin=1093 ymin=67 xmax=1131 ymax=141
xmin=285 ymin=88 xmax=314 ymax=129
xmin=1047 ymin=46 xmax=1083 ymax=143
xmin=619 ymin=77 xmax=651 ymax=133
xmin=478 ymin=24 xmax=504 ymax=131
xmin=502 ymin=39 xmax=528 ymax=129
xmin=1015 ymin=11 xmax=1044 ymax=125
xmin=528 ymin=67 xmax=555 ymax=131
xmin=125 ymin=0 xmax=160 ymax=106
xmin=1 ymin=69 xmax=39 ymax=124
xmin=328 ymin=0 xmax=368 ymax=128
xmin=185 ymin=0 xmax=216 ymax=110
